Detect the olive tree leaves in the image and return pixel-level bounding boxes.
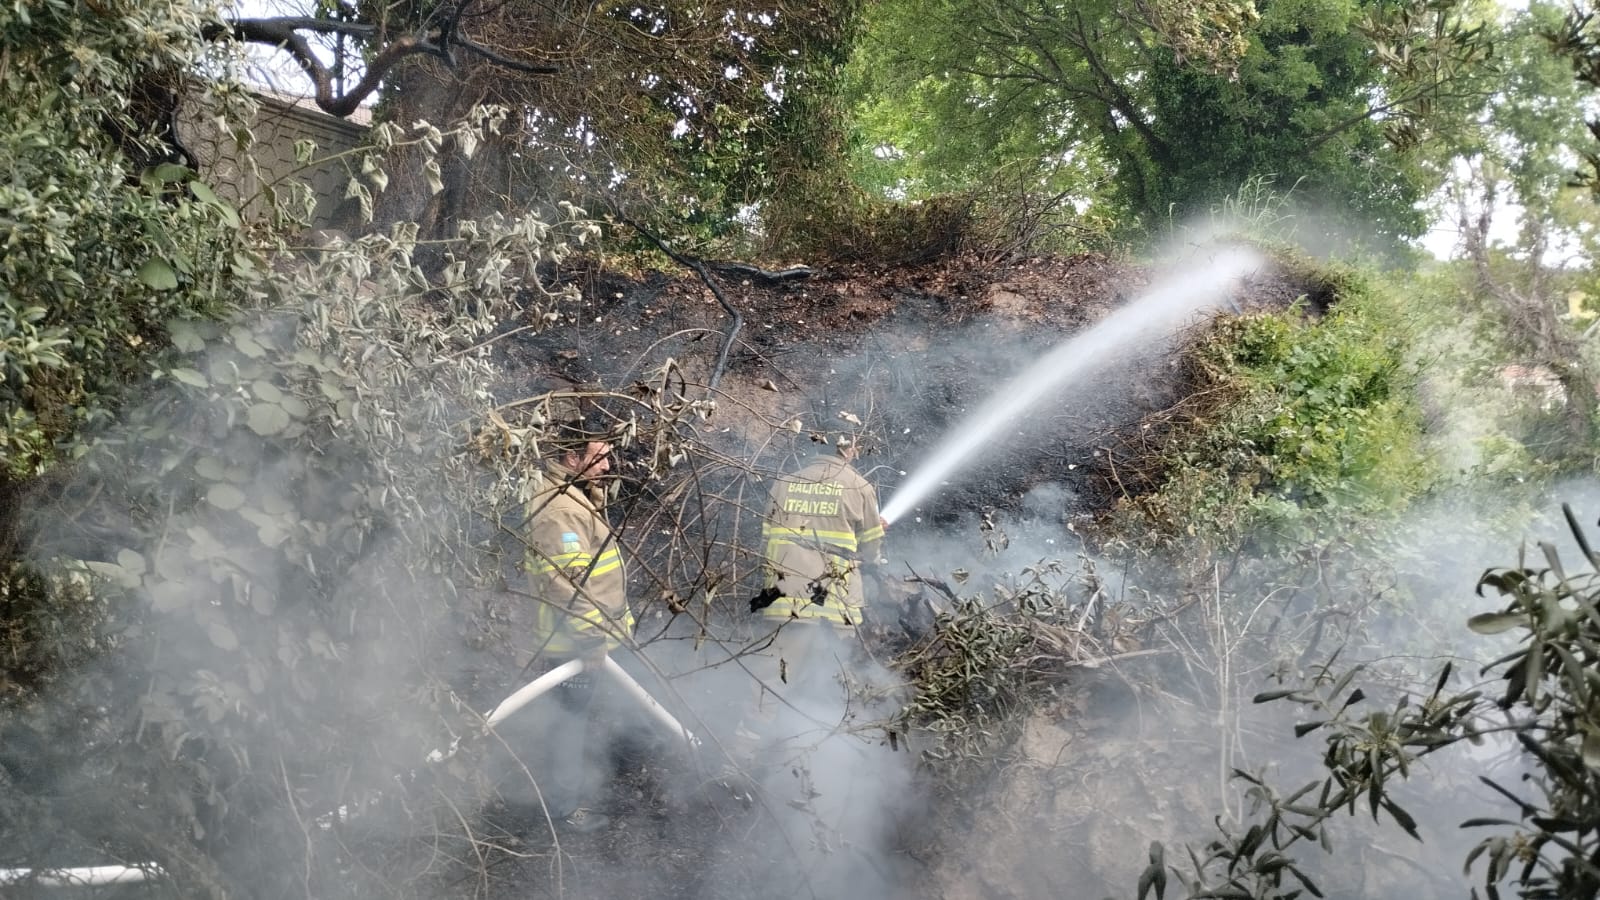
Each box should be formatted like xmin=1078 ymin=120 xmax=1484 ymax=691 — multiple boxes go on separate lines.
xmin=1138 ymin=502 xmax=1600 ymax=899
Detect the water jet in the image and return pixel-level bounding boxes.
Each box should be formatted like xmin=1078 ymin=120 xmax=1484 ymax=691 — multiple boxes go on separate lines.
xmin=880 ymin=246 xmax=1264 ymax=525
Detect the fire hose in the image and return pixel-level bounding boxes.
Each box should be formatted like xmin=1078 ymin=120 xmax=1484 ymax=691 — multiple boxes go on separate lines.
xmin=430 ymin=654 xmax=700 ymax=762
xmin=0 ymin=865 xmax=160 ymax=888
xmin=2 ymin=654 xmax=698 ymax=889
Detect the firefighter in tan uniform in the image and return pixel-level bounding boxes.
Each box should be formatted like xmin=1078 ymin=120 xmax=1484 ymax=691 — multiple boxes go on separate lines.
xmin=509 ymin=421 xmax=636 ymax=833
xmin=759 ymin=441 xmax=885 ymax=627
xmin=525 ymin=441 xmax=632 ymax=658
xmin=732 ymin=431 xmax=907 ymax=891
xmin=746 ymin=434 xmax=886 ymax=730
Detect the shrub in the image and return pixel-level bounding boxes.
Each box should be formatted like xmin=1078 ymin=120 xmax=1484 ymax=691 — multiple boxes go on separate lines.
xmin=0 ymin=0 xmax=245 ymax=482
xmin=1109 ymin=260 xmax=1433 ymax=551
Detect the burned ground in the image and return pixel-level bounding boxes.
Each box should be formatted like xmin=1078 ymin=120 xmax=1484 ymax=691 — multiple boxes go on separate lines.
xmin=386 ymin=247 xmax=1337 ymax=900
xmin=513 ymin=248 xmax=1318 ymax=525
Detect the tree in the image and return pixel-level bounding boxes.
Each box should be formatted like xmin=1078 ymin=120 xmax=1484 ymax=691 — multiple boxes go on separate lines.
xmin=1550 ymin=0 xmax=1600 ymax=193
xmin=1136 ymin=504 xmax=1600 ymax=900
xmin=847 ymin=0 xmax=1491 ymax=247
xmin=1443 ymin=2 xmax=1600 ymax=453
xmin=223 ymin=0 xmax=863 ymax=245
xmin=0 ymin=0 xmax=249 ymax=491
xmin=0 ymin=6 xmax=685 ymax=892
xmin=0 ymin=9 xmax=720 ymax=881
xmin=217 ymin=1 xmax=558 ymax=119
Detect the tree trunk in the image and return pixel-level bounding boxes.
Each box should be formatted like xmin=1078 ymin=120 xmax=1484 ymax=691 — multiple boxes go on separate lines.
xmin=367 ymin=61 xmax=512 ymax=239
xmin=1462 ymin=198 xmax=1597 ymax=453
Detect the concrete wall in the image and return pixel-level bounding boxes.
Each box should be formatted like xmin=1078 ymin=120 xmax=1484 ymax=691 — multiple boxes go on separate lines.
xmin=179 ymin=89 xmax=370 ymax=229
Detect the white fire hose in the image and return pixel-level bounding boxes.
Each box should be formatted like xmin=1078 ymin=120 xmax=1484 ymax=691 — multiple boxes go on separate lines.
xmin=7 ymin=654 xmax=698 ymax=888
xmin=485 ymin=657 xmax=588 ymax=728
xmin=598 ymin=655 xmax=702 ymax=749
xmin=430 ymin=653 xmax=699 ymax=762
xmin=0 ymin=864 xmax=162 ymax=888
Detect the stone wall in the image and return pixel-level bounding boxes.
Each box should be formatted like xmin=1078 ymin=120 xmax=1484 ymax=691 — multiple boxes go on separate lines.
xmin=178 ymin=89 xmax=369 ymax=229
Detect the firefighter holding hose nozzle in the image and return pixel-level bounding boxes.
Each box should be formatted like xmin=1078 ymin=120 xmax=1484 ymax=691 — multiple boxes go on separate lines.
xmin=739 ymin=422 xmax=890 ymax=762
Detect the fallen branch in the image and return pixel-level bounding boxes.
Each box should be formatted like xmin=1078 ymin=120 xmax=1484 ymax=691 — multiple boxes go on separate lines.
xmin=706 ymin=261 xmax=818 ymax=285
xmin=618 ymin=219 xmax=746 ymax=393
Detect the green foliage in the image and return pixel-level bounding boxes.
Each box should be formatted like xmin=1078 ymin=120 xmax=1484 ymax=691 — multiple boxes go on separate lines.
xmin=348 ymin=0 xmax=866 ymax=253
xmin=0 ymin=0 xmax=247 ymax=482
xmin=1141 ymin=1 xmax=1429 ymax=241
xmin=1 ymin=189 xmax=707 ymax=893
xmin=658 ymin=1 xmax=869 ymax=255
xmin=0 ymin=560 xmax=110 ymax=703
xmin=1117 ymin=262 xmax=1432 ymax=549
xmin=1134 ymin=657 xmax=1478 ymax=899
xmin=845 ymin=0 xmax=1489 ymax=249
xmin=0 ymin=3 xmax=713 ymax=888
xmin=1471 ymin=4 xmax=1596 ymax=222
xmin=1549 ymin=1 xmax=1600 ymax=193
xmin=1421 ymin=4 xmax=1600 ymax=469
xmin=766 ymin=189 xmax=979 ymax=265
xmin=898 ymin=592 xmax=1042 ymax=765
xmin=0 ymin=71 xmax=731 ymax=889
xmin=763 ymin=161 xmax=1114 ymax=266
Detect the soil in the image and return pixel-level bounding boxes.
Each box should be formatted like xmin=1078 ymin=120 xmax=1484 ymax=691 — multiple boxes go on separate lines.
xmin=513 ymin=248 xmax=1312 ymax=523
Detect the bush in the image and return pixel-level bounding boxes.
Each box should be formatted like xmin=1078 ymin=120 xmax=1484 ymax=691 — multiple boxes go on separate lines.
xmin=0 ymin=5 xmax=708 ymax=893
xmin=0 ymin=0 xmax=245 ymax=482
xmin=1138 ymin=504 xmax=1600 ymax=900
xmin=0 ymin=173 xmax=661 ymax=895
xmin=1109 ymin=260 xmax=1433 ymax=551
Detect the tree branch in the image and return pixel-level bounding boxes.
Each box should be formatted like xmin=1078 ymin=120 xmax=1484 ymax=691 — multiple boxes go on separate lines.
xmin=1066 ymin=11 xmax=1172 ymax=163
xmin=451 ymin=37 xmax=559 ymax=73
xmin=214 ymin=13 xmax=558 ymax=118
xmin=619 ymin=218 xmax=743 ymax=394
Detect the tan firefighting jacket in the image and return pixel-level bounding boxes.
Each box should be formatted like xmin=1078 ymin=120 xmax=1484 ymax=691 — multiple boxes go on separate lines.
xmin=760 ymin=454 xmax=885 ymax=628
xmin=524 ymin=460 xmax=634 ymax=655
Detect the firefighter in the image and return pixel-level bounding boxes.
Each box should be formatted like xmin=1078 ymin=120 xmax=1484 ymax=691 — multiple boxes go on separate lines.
xmin=525 ymin=424 xmax=631 ymax=663
xmin=744 ymin=430 xmax=887 ymax=741
xmin=508 ymin=409 xmax=636 ymax=834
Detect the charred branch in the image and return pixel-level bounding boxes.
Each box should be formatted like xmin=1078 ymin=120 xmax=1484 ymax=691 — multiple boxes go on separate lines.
xmin=617 ymin=218 xmax=819 ymax=393
xmin=212 ymin=12 xmax=558 ymax=119
xmin=704 ymin=261 xmax=817 ymax=285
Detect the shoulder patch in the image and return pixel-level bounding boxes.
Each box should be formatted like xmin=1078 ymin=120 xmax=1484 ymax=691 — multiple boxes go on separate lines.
xmin=561 ymin=531 xmax=581 ymax=552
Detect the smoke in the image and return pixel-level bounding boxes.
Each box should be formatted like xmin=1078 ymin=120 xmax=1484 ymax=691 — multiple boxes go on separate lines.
xmin=863 ymin=479 xmax=1579 ymax=899
xmin=816 ymin=236 xmax=1594 ymax=898
xmin=0 ymin=289 xmax=526 ymax=894
xmin=593 ymin=610 xmax=921 ymax=900
xmin=10 ymin=212 xmax=1596 ymax=900
xmin=734 ymin=645 xmax=916 ymax=899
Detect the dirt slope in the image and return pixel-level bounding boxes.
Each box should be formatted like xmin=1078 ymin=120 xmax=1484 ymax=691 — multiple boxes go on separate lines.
xmin=444 ymin=247 xmax=1328 ymax=900
xmin=514 ymin=248 xmax=1313 ymax=524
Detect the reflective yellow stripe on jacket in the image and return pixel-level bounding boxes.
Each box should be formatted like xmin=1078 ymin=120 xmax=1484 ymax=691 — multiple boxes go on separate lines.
xmin=533 ymin=544 xmax=633 ymax=650
xmin=534 ymin=588 xmax=635 ymax=648
xmin=525 ymin=462 xmax=632 ymax=654
xmin=533 ymin=545 xmax=625 ymax=579
xmin=761 ymin=523 xmax=859 ymax=553
xmin=759 ymin=526 xmax=861 ymax=626
xmin=759 ymin=455 xmax=883 ymax=629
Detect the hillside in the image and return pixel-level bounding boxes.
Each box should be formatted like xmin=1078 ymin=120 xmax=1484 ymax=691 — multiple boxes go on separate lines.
xmin=517 ymin=248 xmax=1320 ymax=525
xmin=431 ymin=246 xmax=1340 ymax=900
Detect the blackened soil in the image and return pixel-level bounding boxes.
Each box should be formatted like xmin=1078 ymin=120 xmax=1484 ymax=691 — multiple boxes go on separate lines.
xmin=448 ymin=245 xmax=1325 ymax=899
xmin=504 ymin=247 xmax=1317 ymax=526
